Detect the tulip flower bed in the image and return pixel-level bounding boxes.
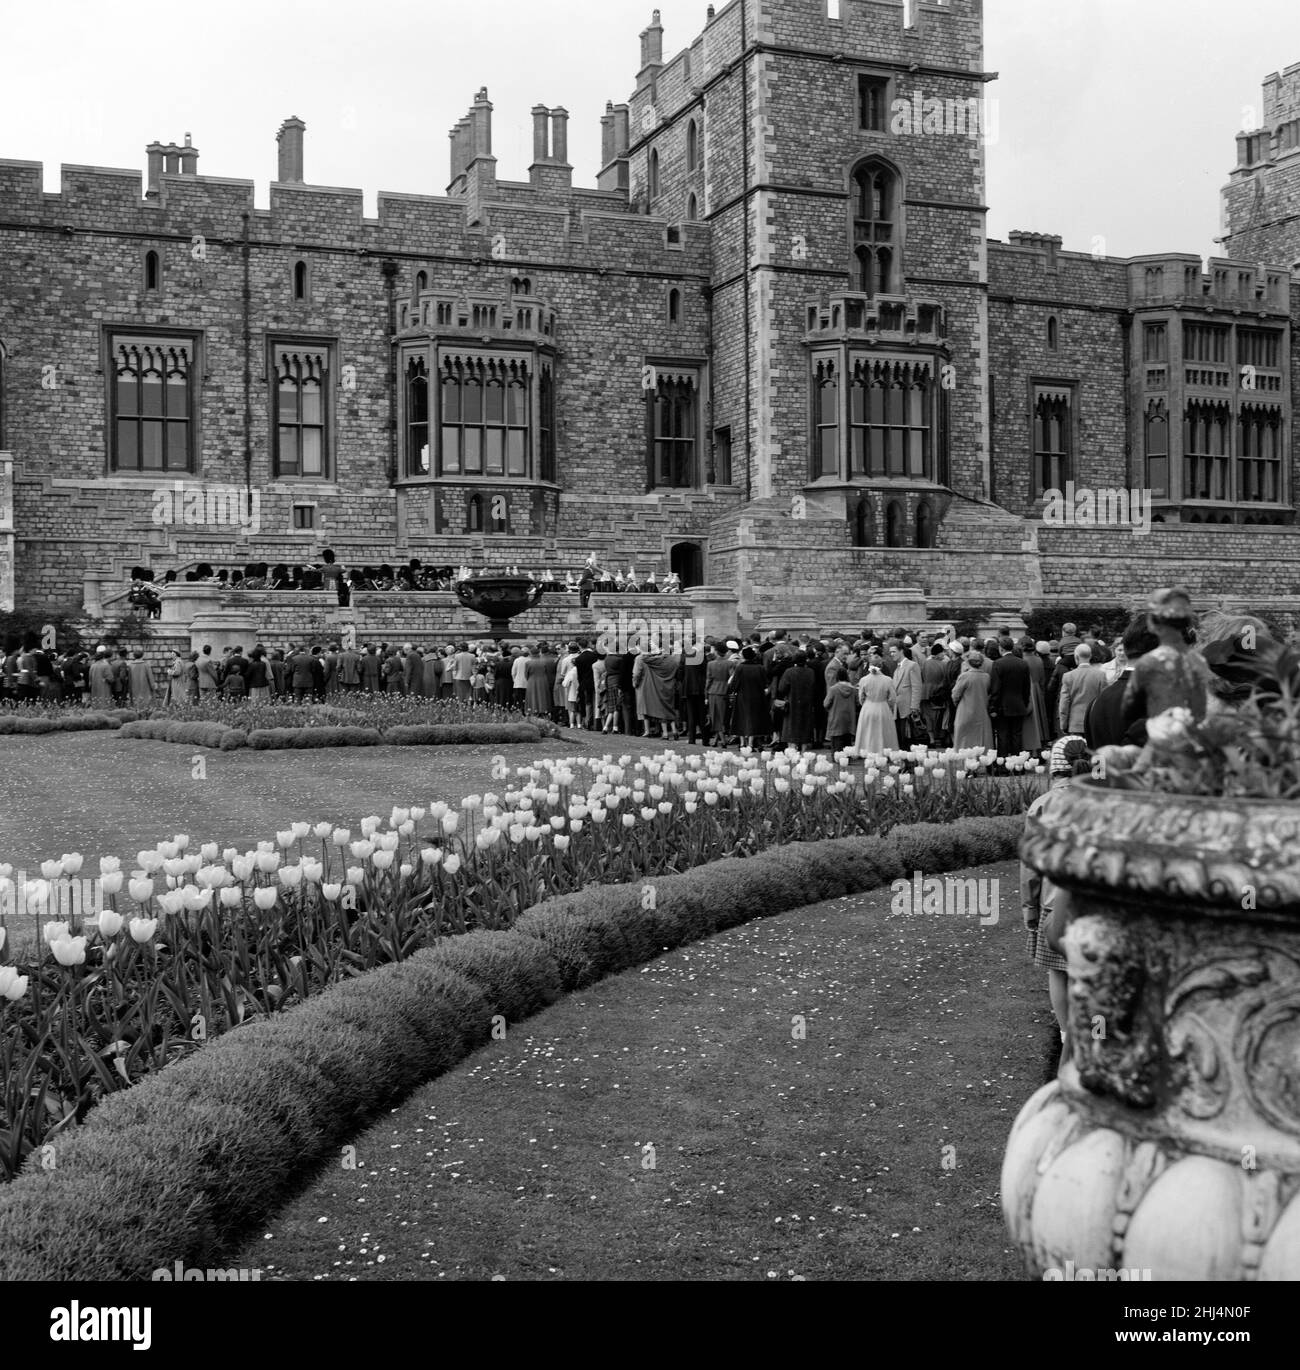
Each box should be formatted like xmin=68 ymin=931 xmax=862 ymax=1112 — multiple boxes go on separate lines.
xmin=0 ymin=814 xmax=1027 ymax=1280
xmin=0 ymin=744 xmax=1042 ymax=1182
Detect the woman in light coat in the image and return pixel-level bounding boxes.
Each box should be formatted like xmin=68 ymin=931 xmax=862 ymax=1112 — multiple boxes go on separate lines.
xmin=853 ymin=659 xmax=898 ymax=757
xmin=951 ymin=651 xmax=995 ymax=750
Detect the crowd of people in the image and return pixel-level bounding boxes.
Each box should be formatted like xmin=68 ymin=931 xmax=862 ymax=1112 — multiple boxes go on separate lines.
xmin=0 ymin=617 xmax=1176 ymax=746
xmin=124 ymin=554 xmax=682 ymax=612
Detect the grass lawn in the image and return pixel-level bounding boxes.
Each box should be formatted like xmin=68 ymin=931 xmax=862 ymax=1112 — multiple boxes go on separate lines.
xmin=0 ymin=728 xmax=608 ymax=946
xmin=240 ymin=858 xmax=1053 ymax=1281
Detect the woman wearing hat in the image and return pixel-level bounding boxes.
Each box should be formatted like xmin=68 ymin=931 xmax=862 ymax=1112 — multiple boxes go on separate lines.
xmin=951 ymin=650 xmax=995 ymax=751
xmin=729 ymin=645 xmax=770 ymax=748
xmin=853 ymin=654 xmax=897 ymax=757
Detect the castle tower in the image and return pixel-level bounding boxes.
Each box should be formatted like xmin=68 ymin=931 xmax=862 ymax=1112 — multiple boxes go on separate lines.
xmin=620 ymin=0 xmax=992 ymax=532
xmin=1222 ymin=63 xmax=1300 ymax=268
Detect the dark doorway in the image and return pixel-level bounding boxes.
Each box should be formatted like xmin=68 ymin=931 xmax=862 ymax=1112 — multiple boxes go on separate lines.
xmin=670 ymin=541 xmax=704 ymax=588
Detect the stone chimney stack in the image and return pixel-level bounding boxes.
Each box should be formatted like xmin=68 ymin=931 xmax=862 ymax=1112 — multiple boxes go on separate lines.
xmin=145 ymin=141 xmax=166 ymax=198
xmin=640 ymin=9 xmax=664 ymax=71
xmin=550 ymin=108 xmax=570 ymax=166
xmin=471 ymin=87 xmax=493 ymax=160
xmin=600 ymin=101 xmax=617 ymax=168
xmin=532 ymin=105 xmax=551 ymax=164
xmin=598 ymin=103 xmax=632 ymax=193
xmin=277 ymin=116 xmax=305 ymax=183
xmin=163 ymin=143 xmax=182 ymax=175
xmin=179 ymin=133 xmax=199 ymax=175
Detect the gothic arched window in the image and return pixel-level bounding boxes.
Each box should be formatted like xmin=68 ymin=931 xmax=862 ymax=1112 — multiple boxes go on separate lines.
xmin=851 ymin=160 xmax=900 ymax=297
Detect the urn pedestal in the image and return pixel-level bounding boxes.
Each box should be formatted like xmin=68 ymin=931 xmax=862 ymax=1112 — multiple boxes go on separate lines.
xmin=1004 ymin=780 xmax=1300 ymax=1280
xmin=453 ymin=575 xmax=544 ymax=639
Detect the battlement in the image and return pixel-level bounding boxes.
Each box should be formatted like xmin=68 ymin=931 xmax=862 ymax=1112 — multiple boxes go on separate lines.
xmin=0 ymin=144 xmax=705 ymax=269
xmin=1262 ymin=63 xmax=1300 ymax=125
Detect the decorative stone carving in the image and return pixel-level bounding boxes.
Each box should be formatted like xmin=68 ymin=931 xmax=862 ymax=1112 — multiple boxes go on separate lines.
xmin=1004 ymin=777 xmax=1300 ymax=1280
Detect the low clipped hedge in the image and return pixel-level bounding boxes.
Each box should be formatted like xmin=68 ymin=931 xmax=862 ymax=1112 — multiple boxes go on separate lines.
xmin=247 ymin=725 xmax=383 ymax=750
xmin=117 ymin=720 xmax=549 ymax=750
xmin=0 ymin=815 xmax=1024 ymax=1280
xmin=119 ymin=719 xmax=236 ymax=749
xmin=0 ymin=709 xmax=136 ymax=735
xmin=385 ymin=722 xmax=543 ymax=746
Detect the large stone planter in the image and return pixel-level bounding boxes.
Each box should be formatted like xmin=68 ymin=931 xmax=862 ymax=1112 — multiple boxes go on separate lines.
xmin=1004 ymin=779 xmax=1300 ymax=1280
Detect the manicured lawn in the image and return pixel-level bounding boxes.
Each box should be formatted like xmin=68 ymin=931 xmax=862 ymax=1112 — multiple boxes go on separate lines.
xmin=241 ymin=859 xmax=1050 ymax=1281
xmin=0 ymin=728 xmax=582 ymax=948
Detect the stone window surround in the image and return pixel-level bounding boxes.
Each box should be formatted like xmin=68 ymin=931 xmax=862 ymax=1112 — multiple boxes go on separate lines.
xmin=394 ymin=339 xmax=557 ymax=486
xmin=103 ymin=326 xmax=203 ymax=477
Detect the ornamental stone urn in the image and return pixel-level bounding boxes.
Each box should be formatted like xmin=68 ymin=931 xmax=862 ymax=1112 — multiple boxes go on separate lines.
xmin=453 ymin=574 xmax=544 ymax=639
xmin=1004 ymin=779 xmax=1300 ymax=1281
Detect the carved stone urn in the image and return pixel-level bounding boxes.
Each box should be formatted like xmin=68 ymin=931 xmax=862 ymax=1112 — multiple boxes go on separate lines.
xmin=453 ymin=575 xmax=544 ymax=638
xmin=1004 ymin=778 xmax=1300 ymax=1280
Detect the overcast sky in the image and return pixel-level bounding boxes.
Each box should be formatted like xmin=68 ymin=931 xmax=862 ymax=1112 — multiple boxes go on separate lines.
xmin=3 ymin=0 xmax=1297 ymax=264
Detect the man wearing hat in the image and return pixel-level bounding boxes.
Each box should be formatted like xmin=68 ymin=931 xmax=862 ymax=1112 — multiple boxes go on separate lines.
xmin=680 ymin=637 xmax=710 ymax=744
xmin=706 ymin=641 xmax=737 ymax=746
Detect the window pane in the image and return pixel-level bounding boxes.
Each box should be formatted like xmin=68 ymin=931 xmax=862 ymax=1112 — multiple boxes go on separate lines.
xmin=484 ymin=428 xmax=504 ymax=475
xmin=909 ymin=430 xmax=924 ymax=476
xmin=166 ymin=376 xmax=188 ymax=418
xmin=870 ymin=428 xmax=886 ymax=475
xmin=280 ymin=381 xmax=299 ymax=423
xmin=442 ymin=378 xmax=461 ymax=421
xmin=166 ymin=421 xmax=187 ymax=469
xmin=820 ymin=381 xmax=837 ymax=425
xmin=889 ymin=428 xmax=905 ymax=474
xmin=1148 ymin=456 xmax=1167 ymax=498
xmin=301 ymin=379 xmax=322 ymax=424
xmin=410 ymin=375 xmax=428 ymax=424
xmin=116 ymin=376 xmax=137 ymax=418
xmin=141 ymin=373 xmax=164 ymax=418
xmin=463 ymin=379 xmax=482 ymax=423
xmin=851 ymin=428 xmax=866 ymax=474
xmin=850 ymin=379 xmax=865 ymax=423
xmin=887 ymin=382 xmax=905 ymax=425
xmin=117 ymin=421 xmax=138 ymax=469
xmin=441 ymin=427 xmax=460 ymax=473
xmin=909 ymin=383 xmax=926 ymax=427
xmin=507 ymin=381 xmax=526 ymax=426
xmin=464 ymin=428 xmax=481 ymax=473
xmin=508 ymin=428 xmax=527 ymax=475
xmin=302 ymin=428 xmax=323 ymax=476
xmin=278 ymin=427 xmax=298 ymax=474
xmin=142 ymin=422 xmax=164 ymax=470
xmin=484 ymin=380 xmax=505 ymax=423
xmin=869 ymin=382 xmax=885 ymax=424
